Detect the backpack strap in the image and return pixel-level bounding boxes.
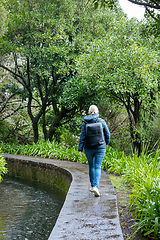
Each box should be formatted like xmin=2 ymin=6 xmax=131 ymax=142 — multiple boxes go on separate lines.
xmin=96 ymin=118 xmax=101 ymax=122
xmin=83 ymin=120 xmax=88 ymax=124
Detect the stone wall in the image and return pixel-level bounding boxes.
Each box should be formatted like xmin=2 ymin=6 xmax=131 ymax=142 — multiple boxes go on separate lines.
xmin=4 ymin=154 xmax=72 ymax=192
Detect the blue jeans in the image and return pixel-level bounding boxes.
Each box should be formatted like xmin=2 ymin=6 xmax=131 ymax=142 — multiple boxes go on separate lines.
xmin=84 ymin=148 xmax=106 ymax=188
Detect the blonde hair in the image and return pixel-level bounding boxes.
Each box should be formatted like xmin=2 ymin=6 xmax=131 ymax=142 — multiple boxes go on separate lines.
xmin=88 ymin=105 xmax=99 ymax=115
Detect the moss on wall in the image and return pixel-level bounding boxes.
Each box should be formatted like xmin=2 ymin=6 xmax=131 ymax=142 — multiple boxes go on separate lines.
xmin=4 ymin=157 xmax=72 ymax=192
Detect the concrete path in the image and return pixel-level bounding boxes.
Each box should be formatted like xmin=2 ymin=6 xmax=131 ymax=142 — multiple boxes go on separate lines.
xmin=3 ymin=154 xmax=124 ymax=240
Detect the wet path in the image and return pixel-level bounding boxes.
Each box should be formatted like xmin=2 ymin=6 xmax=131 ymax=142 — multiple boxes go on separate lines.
xmin=3 ymin=154 xmax=124 ymax=240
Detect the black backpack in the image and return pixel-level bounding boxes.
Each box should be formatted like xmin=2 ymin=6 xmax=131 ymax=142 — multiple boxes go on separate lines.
xmin=83 ymin=118 xmax=105 ymax=147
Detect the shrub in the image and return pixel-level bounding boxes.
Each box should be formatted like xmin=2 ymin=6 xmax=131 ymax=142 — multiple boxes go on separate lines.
xmin=0 ymin=148 xmax=7 ymax=182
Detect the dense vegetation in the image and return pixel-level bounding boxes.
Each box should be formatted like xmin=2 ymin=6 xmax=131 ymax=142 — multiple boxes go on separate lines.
xmin=0 ymin=0 xmax=160 ymax=238
xmin=0 ymin=148 xmax=7 ymax=183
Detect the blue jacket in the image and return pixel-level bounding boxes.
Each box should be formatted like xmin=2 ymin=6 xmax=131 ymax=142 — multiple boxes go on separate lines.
xmin=78 ymin=114 xmax=110 ymax=152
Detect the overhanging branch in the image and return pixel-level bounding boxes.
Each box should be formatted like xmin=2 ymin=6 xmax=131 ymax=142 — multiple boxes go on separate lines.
xmin=127 ymin=0 xmax=160 ymax=9
xmin=145 ymin=6 xmax=160 ymax=20
xmin=0 ymin=64 xmax=26 ymax=87
xmin=0 ymin=93 xmax=16 ymax=113
xmin=0 ymin=103 xmax=22 ymax=121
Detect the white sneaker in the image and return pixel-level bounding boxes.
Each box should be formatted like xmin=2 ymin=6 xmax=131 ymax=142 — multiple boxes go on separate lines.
xmin=92 ymin=187 xmax=100 ymax=197
xmin=90 ymin=187 xmax=94 ymax=192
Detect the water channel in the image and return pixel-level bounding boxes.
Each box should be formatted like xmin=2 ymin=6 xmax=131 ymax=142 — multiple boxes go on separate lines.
xmin=0 ymin=175 xmax=66 ymax=240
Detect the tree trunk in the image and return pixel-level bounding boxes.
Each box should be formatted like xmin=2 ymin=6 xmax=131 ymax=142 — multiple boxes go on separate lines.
xmin=47 ymin=106 xmax=77 ymax=142
xmin=27 ymin=95 xmax=40 ymax=143
xmin=42 ymin=112 xmax=47 ymax=141
xmin=125 ymin=93 xmax=142 ymax=155
xmin=133 ymin=134 xmax=141 ymax=156
xmin=32 ymin=120 xmax=39 ymax=143
xmin=133 ymin=94 xmax=141 ymax=155
xmin=47 ymin=116 xmax=61 ymax=142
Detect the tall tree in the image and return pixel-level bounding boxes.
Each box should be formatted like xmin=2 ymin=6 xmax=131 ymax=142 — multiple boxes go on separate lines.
xmin=76 ymin=17 xmax=160 ymax=154
xmin=0 ymin=0 xmax=113 ymax=142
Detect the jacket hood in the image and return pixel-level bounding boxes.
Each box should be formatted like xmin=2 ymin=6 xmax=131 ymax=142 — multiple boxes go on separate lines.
xmin=83 ymin=114 xmax=99 ymax=123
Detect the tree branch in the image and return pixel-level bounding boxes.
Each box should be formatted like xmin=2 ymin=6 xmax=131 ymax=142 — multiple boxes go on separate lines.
xmin=0 ymin=93 xmax=16 ymax=113
xmin=36 ymin=74 xmax=44 ymax=102
xmin=150 ymin=0 xmax=160 ymax=6
xmin=0 ymin=64 xmax=26 ymax=87
xmin=145 ymin=6 xmax=160 ymax=21
xmin=127 ymin=0 xmax=160 ymax=9
xmin=0 ymin=103 xmax=22 ymax=121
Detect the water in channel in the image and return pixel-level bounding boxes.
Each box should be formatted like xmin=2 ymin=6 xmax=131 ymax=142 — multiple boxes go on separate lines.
xmin=0 ymin=175 xmax=66 ymax=240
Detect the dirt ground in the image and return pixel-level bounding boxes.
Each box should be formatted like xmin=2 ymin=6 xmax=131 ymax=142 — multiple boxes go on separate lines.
xmin=116 ymin=188 xmax=151 ymax=240
xmin=109 ymin=174 xmax=152 ymax=240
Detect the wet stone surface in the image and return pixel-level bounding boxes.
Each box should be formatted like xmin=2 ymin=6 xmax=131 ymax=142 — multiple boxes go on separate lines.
xmin=4 ymin=154 xmax=124 ymax=240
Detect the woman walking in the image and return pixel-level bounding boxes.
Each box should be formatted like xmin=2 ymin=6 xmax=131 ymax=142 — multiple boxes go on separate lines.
xmin=78 ymin=105 xmax=110 ymax=197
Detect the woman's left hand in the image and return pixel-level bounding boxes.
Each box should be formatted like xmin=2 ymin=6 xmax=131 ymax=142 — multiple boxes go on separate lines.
xmin=79 ymin=151 xmax=82 ymax=158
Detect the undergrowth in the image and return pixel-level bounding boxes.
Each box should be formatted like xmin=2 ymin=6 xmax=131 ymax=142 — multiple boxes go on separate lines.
xmin=0 ymin=148 xmax=8 ymax=183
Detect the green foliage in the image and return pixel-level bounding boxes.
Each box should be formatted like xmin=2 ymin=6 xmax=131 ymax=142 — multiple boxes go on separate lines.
xmin=107 ymin=147 xmax=160 ymax=238
xmin=90 ymin=0 xmax=116 ymax=9
xmin=0 ymin=117 xmax=33 ymax=145
xmin=1 ymin=0 xmax=117 ymax=142
xmin=0 ymin=140 xmax=88 ymax=164
xmin=127 ymin=151 xmax=160 ymax=239
xmin=0 ymin=0 xmax=7 ymax=36
xmin=100 ymin=144 xmax=160 ymax=238
xmin=76 ymin=17 xmax=160 ymax=153
xmin=77 ymin=20 xmax=159 ymax=98
xmin=98 ymin=99 xmax=132 ymax=154
xmin=60 ymin=129 xmax=78 ymax=148
xmin=0 ymin=121 xmax=11 ymax=142
xmin=0 ymin=148 xmax=7 ymax=183
xmin=102 ymin=147 xmax=127 ymax=173
xmin=138 ymin=98 xmax=160 ymax=150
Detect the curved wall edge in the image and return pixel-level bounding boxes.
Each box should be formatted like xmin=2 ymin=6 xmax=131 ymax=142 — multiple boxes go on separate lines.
xmin=3 ymin=154 xmax=72 ymax=192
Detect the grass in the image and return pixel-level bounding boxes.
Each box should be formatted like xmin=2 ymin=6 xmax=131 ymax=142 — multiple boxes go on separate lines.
xmin=0 ymin=148 xmax=8 ymax=183
xmin=109 ymin=173 xmax=130 ymax=207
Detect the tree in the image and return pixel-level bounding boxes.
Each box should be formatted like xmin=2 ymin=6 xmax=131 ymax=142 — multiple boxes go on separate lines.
xmin=76 ymin=17 xmax=160 ymax=154
xmin=0 ymin=0 xmax=113 ymax=143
